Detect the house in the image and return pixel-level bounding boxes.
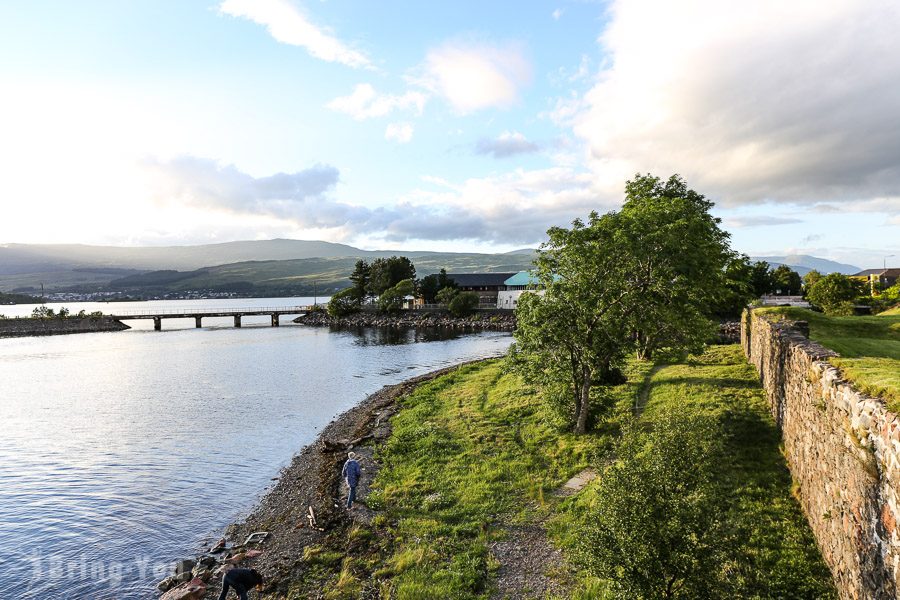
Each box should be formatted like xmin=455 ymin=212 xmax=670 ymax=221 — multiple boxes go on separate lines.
xmin=445 ymin=273 xmax=517 ymax=307
xmin=496 ymin=271 xmax=559 ymax=309
xmin=852 ymin=268 xmax=900 ymax=292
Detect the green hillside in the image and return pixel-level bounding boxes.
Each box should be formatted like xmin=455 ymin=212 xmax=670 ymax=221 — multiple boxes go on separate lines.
xmin=102 ymin=254 xmax=536 ymax=296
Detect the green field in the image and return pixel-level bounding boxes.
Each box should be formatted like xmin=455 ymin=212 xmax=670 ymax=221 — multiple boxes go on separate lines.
xmin=301 ymin=348 xmax=833 ymax=599
xmin=758 ymin=307 xmax=900 ymax=410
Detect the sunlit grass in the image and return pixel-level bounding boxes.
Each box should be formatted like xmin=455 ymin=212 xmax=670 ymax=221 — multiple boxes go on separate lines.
xmin=758 ymin=307 xmax=900 ymax=409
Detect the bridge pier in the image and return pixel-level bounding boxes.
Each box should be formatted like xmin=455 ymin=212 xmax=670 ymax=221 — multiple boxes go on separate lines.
xmin=195 ymin=316 xmax=202 ymax=328
xmin=153 ymin=317 xmax=162 ymax=331
xmin=234 ymin=315 xmax=242 ymax=328
xmin=271 ymin=313 xmax=280 ymax=327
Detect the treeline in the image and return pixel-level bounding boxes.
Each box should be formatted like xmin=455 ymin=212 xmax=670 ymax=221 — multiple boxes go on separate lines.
xmin=327 ymin=257 xmax=481 ymax=318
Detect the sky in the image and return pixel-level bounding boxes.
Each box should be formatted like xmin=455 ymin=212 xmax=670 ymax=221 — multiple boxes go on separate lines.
xmin=0 ymin=0 xmax=898 ymax=268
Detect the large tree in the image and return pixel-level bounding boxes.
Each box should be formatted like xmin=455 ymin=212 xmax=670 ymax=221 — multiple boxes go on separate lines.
xmin=369 ymin=256 xmax=416 ymax=297
xmin=619 ymin=174 xmax=732 ymax=360
xmin=749 ymin=261 xmax=775 ymax=296
xmin=349 ymin=259 xmax=371 ymax=300
xmin=771 ymin=264 xmax=802 ymax=296
xmin=511 ymin=174 xmax=732 ymax=433
xmin=807 ymin=273 xmax=864 ymax=315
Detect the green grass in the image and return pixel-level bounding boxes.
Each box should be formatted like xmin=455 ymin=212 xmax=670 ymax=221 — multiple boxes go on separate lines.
xmin=758 ymin=307 xmax=900 ymax=409
xmin=364 ymin=361 xmax=643 ymax=598
xmin=641 ymin=346 xmax=835 ymax=597
xmin=880 ymin=305 xmax=900 ymax=316
xmin=318 ymin=348 xmax=834 ymax=599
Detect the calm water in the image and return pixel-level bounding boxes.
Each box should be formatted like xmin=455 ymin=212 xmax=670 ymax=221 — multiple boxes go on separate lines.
xmin=0 ymin=298 xmax=511 ymax=598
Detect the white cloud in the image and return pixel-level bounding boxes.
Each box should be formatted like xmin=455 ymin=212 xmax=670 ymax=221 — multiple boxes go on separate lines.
xmin=385 ymin=122 xmax=414 ymax=144
xmin=142 ymin=156 xmax=600 ymax=245
xmin=723 ymin=216 xmax=803 ymax=228
xmin=475 ymin=131 xmax=541 ymax=158
xmin=219 ymin=0 xmax=370 ymax=68
xmin=420 ymin=41 xmax=532 ymax=113
xmin=575 ymin=0 xmax=900 ymax=207
xmin=326 ymin=84 xmax=426 ymax=120
xmin=552 ymin=8 xmax=564 ymax=20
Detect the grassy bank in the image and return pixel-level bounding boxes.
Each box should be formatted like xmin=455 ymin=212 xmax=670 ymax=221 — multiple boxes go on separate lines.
xmin=758 ymin=307 xmax=900 ymax=409
xmin=294 ymin=346 xmax=834 ymax=599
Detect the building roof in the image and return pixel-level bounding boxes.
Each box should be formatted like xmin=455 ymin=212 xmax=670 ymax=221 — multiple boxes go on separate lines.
xmin=854 ymin=268 xmax=900 ymax=277
xmin=503 ymin=271 xmax=562 ymax=286
xmin=446 ymin=273 xmax=517 ymax=288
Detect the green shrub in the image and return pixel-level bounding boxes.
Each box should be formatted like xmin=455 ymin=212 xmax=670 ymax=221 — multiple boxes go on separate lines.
xmin=575 ymin=409 xmax=726 ymax=599
xmin=448 ymin=292 xmax=479 ymax=317
xmin=327 ymin=288 xmax=362 ymax=317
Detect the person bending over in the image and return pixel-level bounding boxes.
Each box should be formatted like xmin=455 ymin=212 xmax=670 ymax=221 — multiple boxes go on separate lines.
xmin=218 ymin=567 xmax=264 ymax=600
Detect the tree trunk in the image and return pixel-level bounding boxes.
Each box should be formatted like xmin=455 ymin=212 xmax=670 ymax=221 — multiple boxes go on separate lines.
xmin=574 ymin=366 xmax=592 ymax=434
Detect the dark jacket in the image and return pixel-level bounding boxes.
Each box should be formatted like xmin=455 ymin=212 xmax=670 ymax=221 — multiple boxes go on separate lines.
xmin=224 ymin=568 xmax=263 ymax=590
xmin=342 ymin=459 xmax=361 ymax=487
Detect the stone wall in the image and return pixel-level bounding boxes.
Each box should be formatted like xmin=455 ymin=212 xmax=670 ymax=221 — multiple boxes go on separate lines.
xmin=0 ymin=316 xmax=130 ymax=338
xmin=742 ymin=309 xmax=900 ymax=599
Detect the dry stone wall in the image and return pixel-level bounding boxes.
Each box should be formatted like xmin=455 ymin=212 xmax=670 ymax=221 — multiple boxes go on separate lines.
xmin=742 ymin=309 xmax=900 ymax=599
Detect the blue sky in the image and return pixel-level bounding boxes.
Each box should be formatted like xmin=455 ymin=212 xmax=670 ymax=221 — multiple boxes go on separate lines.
xmin=0 ymin=0 xmax=898 ymax=268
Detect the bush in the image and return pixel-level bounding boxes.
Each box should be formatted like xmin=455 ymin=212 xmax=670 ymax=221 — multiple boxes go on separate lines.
xmin=448 ymin=292 xmax=479 ymax=317
xmin=807 ymin=273 xmax=864 ymax=315
xmin=31 ymin=306 xmax=55 ymax=319
xmin=575 ymin=409 xmax=726 ymax=599
xmin=327 ymin=288 xmax=362 ymax=317
xmin=377 ymin=279 xmax=415 ymax=314
xmin=435 ymin=286 xmax=458 ymax=305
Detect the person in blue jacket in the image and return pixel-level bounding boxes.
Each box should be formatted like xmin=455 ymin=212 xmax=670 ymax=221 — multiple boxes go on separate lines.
xmin=341 ymin=451 xmax=362 ymax=509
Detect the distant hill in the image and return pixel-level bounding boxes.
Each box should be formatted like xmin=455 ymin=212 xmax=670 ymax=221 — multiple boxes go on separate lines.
xmin=751 ymin=255 xmax=861 ymax=275
xmin=0 ymin=239 xmax=538 ymax=295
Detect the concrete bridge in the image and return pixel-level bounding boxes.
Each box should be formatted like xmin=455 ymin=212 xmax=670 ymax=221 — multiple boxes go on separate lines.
xmin=106 ymin=305 xmax=314 ymax=331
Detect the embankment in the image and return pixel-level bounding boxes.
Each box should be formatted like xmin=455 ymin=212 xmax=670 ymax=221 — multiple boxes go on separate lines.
xmin=743 ymin=309 xmax=900 ymax=599
xmin=0 ymin=316 xmax=129 ymax=338
xmin=294 ymin=309 xmax=516 ymax=331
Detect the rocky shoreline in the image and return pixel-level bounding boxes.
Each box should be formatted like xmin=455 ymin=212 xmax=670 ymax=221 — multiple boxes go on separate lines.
xmin=293 ymin=309 xmax=516 ymax=331
xmin=158 ymin=359 xmax=491 ymax=600
xmin=0 ymin=316 xmax=129 ymax=338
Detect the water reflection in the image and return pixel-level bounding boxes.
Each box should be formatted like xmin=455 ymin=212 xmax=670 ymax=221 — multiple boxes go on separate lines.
xmin=341 ymin=325 xmax=465 ymax=346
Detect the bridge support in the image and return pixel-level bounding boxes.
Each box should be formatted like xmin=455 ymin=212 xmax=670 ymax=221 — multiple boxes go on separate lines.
xmin=195 ymin=316 xmax=202 ymax=328
xmin=271 ymin=313 xmax=280 ymax=327
xmin=234 ymin=315 xmax=242 ymax=328
xmin=153 ymin=317 xmax=162 ymax=331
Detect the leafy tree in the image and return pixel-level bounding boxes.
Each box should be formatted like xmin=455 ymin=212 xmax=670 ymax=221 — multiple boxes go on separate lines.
xmin=377 ymin=278 xmax=415 ymax=313
xmin=448 ymin=291 xmax=479 ymax=317
xmin=576 ymin=410 xmax=725 ymax=599
xmin=418 ymin=268 xmax=456 ymax=304
xmin=327 ymin=287 xmax=362 ymax=317
xmin=749 ymin=261 xmax=775 ymax=296
xmin=771 ymin=265 xmax=802 ymax=295
xmin=806 ymin=273 xmax=864 ymax=315
xmin=802 ymin=270 xmax=822 ymax=297
xmin=369 ymin=256 xmax=416 ymax=296
xmin=435 ymin=286 xmax=459 ymax=305
xmin=619 ymin=174 xmax=731 ymax=359
xmin=31 ymin=306 xmax=55 ymax=319
xmin=711 ymin=254 xmax=756 ymax=319
xmin=512 ymin=174 xmax=733 ymax=433
xmin=349 ymin=260 xmax=371 ymax=300
xmin=511 ymin=210 xmax=632 ymax=434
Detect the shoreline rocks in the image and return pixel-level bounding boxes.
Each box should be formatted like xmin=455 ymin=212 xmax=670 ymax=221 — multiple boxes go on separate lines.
xmin=164 ymin=360 xmax=492 ymax=599
xmin=294 ymin=309 xmax=516 ymax=331
xmin=0 ymin=316 xmax=129 ymax=338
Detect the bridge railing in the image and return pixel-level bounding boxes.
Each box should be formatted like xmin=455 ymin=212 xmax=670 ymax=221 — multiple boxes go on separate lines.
xmin=108 ymin=306 xmax=313 ymax=317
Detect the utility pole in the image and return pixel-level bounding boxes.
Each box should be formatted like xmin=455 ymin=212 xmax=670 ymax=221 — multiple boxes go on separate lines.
xmin=314 ymin=280 xmax=318 ymax=306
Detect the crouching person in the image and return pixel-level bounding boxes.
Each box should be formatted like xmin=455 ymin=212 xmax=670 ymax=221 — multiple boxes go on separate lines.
xmin=218 ymin=567 xmax=263 ymax=600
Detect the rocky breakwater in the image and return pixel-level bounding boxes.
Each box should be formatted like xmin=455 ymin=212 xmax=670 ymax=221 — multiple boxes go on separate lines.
xmin=294 ymin=309 xmax=516 ymax=331
xmin=0 ymin=316 xmax=129 ymax=338
xmin=742 ymin=309 xmax=900 ymax=599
